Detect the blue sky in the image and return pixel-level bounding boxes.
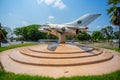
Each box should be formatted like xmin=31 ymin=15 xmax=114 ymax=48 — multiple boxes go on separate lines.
xmin=0 ymin=0 xmax=112 ymax=31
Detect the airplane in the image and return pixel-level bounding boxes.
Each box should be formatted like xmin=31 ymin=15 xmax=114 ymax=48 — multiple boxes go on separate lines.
xmin=39 ymin=14 xmax=101 ymax=43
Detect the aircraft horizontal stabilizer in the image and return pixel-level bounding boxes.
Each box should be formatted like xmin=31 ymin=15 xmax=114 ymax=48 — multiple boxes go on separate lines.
xmin=65 ymin=14 xmax=101 ymax=27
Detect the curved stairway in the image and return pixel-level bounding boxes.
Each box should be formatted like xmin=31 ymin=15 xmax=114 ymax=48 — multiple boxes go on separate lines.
xmin=9 ymin=44 xmax=113 ymax=66
xmin=1 ymin=43 xmax=120 ymax=78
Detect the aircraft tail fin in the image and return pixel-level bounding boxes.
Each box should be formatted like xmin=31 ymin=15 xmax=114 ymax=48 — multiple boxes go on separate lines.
xmin=65 ymin=14 xmax=101 ymax=27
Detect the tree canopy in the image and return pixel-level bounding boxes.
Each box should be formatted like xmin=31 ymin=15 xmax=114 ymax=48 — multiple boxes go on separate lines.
xmin=76 ymin=31 xmax=91 ymax=41
xmin=101 ymin=26 xmax=113 ymax=40
xmin=107 ymin=0 xmax=120 ymax=48
xmin=0 ymin=27 xmax=8 ymax=40
xmin=14 ymin=24 xmax=47 ymax=41
xmin=14 ymin=24 xmax=58 ymax=41
xmin=91 ymin=31 xmax=103 ymax=41
xmin=107 ymin=0 xmax=120 ymax=25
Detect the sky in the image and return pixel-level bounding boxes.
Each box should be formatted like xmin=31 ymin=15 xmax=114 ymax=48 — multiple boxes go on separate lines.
xmin=0 ymin=0 xmax=114 ymax=31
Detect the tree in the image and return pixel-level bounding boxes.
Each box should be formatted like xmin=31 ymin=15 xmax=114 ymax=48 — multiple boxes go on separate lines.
xmin=3 ymin=27 xmax=12 ymax=38
xmin=27 ymin=25 xmax=43 ymax=41
xmin=21 ymin=27 xmax=28 ymax=40
xmin=14 ymin=28 xmax=22 ymax=35
xmin=14 ymin=24 xmax=49 ymax=41
xmin=101 ymin=27 xmax=107 ymax=40
xmin=101 ymin=26 xmax=113 ymax=42
xmin=1 ymin=28 xmax=8 ymax=40
xmin=0 ymin=23 xmax=2 ymax=47
xmin=114 ymin=31 xmax=119 ymax=39
xmin=0 ymin=23 xmax=8 ymax=47
xmin=91 ymin=31 xmax=103 ymax=41
xmin=107 ymin=0 xmax=120 ymax=48
xmin=76 ymin=31 xmax=91 ymax=41
xmin=107 ymin=0 xmax=120 ymax=15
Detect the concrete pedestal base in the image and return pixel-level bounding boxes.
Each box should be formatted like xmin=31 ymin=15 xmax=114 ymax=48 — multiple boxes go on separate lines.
xmin=0 ymin=43 xmax=120 ymax=78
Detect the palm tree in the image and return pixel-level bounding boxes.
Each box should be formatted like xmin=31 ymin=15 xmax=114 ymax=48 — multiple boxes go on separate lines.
xmin=107 ymin=0 xmax=120 ymax=48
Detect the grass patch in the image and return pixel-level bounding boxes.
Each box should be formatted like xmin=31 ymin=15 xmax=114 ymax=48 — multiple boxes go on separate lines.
xmin=0 ymin=70 xmax=120 ymax=80
xmin=108 ymin=48 xmax=120 ymax=52
xmin=0 ymin=43 xmax=36 ymax=52
xmin=58 ymin=70 xmax=120 ymax=80
xmin=99 ymin=46 xmax=120 ymax=52
xmin=0 ymin=71 xmax=54 ymax=80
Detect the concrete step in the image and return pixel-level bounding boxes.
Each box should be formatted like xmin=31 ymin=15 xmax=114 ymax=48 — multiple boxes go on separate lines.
xmin=28 ymin=44 xmax=94 ymax=54
xmin=9 ymin=51 xmax=113 ymax=66
xmin=20 ymin=48 xmax=103 ymax=59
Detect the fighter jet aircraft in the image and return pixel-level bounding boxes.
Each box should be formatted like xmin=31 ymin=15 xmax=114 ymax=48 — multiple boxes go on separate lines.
xmin=39 ymin=14 xmax=101 ymax=43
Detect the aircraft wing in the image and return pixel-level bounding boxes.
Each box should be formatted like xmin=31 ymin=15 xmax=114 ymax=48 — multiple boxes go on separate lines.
xmin=67 ymin=27 xmax=79 ymax=30
xmin=67 ymin=27 xmax=88 ymax=31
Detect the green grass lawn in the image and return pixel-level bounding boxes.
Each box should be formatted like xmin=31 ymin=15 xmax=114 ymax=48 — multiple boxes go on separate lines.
xmin=0 ymin=43 xmax=120 ymax=80
xmin=98 ymin=46 xmax=120 ymax=52
xmin=106 ymin=48 xmax=120 ymax=52
xmin=0 ymin=43 xmax=36 ymax=52
xmin=0 ymin=70 xmax=120 ymax=80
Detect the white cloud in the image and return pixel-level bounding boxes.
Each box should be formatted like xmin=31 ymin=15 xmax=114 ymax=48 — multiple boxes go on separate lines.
xmin=45 ymin=0 xmax=55 ymax=5
xmin=21 ymin=21 xmax=29 ymax=26
xmin=37 ymin=0 xmax=66 ymax=9
xmin=48 ymin=16 xmax=54 ymax=19
xmin=53 ymin=0 xmax=66 ymax=9
xmin=96 ymin=26 xmax=101 ymax=28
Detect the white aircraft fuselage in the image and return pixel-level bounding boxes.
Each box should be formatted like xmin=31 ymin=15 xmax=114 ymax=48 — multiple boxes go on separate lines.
xmin=39 ymin=14 xmax=101 ymax=43
xmin=39 ymin=23 xmax=88 ymax=36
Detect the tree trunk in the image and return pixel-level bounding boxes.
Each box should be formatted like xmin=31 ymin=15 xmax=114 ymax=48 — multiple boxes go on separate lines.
xmin=0 ymin=28 xmax=1 ymax=47
xmin=0 ymin=41 xmax=1 ymax=47
xmin=118 ymin=26 xmax=120 ymax=49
